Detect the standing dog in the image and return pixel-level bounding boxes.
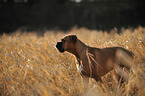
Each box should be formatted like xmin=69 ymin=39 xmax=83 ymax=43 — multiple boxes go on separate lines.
xmin=56 ymin=35 xmax=133 ymax=92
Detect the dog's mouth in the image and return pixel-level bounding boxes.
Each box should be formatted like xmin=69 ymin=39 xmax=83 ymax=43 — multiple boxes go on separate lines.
xmin=56 ymin=42 xmax=65 ymax=53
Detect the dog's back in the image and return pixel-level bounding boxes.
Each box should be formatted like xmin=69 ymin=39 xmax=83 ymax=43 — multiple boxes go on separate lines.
xmin=86 ymin=47 xmax=133 ymax=77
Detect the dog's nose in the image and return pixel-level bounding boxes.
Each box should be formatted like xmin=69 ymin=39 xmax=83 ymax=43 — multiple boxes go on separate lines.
xmin=56 ymin=42 xmax=65 ymax=53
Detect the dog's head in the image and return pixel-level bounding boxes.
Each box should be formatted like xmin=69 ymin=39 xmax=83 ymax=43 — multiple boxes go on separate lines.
xmin=56 ymin=35 xmax=77 ymax=53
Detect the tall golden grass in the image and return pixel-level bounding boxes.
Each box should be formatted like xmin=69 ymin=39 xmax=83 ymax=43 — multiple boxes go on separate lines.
xmin=0 ymin=26 xmax=145 ymax=96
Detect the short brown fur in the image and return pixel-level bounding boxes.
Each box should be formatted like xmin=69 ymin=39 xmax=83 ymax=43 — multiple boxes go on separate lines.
xmin=56 ymin=35 xmax=133 ymax=92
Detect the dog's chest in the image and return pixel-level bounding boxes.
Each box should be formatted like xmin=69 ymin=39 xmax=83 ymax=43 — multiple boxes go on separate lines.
xmin=76 ymin=64 xmax=83 ymax=74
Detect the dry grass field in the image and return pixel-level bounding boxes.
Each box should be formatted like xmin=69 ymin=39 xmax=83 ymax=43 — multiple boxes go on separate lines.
xmin=0 ymin=26 xmax=145 ymax=96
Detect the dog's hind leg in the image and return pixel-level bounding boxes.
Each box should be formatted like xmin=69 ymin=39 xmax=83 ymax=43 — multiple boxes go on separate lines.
xmin=114 ymin=66 xmax=129 ymax=84
xmin=114 ymin=69 xmax=124 ymax=84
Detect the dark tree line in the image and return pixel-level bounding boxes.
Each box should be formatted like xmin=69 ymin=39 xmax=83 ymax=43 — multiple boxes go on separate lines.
xmin=0 ymin=0 xmax=145 ymax=33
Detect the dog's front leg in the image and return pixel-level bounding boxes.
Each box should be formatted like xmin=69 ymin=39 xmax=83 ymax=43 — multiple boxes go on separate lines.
xmin=82 ymin=75 xmax=89 ymax=93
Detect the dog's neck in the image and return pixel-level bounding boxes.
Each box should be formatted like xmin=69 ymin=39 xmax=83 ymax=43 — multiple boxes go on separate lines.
xmin=75 ymin=39 xmax=87 ymax=59
xmin=66 ymin=39 xmax=88 ymax=60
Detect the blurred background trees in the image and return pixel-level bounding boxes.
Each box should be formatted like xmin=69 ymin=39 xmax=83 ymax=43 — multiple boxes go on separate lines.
xmin=0 ymin=0 xmax=145 ymax=33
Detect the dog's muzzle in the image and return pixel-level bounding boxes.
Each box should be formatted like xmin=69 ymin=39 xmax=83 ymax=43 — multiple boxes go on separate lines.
xmin=56 ymin=42 xmax=65 ymax=53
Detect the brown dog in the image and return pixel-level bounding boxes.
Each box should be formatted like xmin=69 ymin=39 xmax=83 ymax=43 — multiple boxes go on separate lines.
xmin=56 ymin=35 xmax=133 ymax=92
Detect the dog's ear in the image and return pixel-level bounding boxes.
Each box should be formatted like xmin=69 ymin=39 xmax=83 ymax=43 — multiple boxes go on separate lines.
xmin=69 ymin=35 xmax=77 ymax=43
